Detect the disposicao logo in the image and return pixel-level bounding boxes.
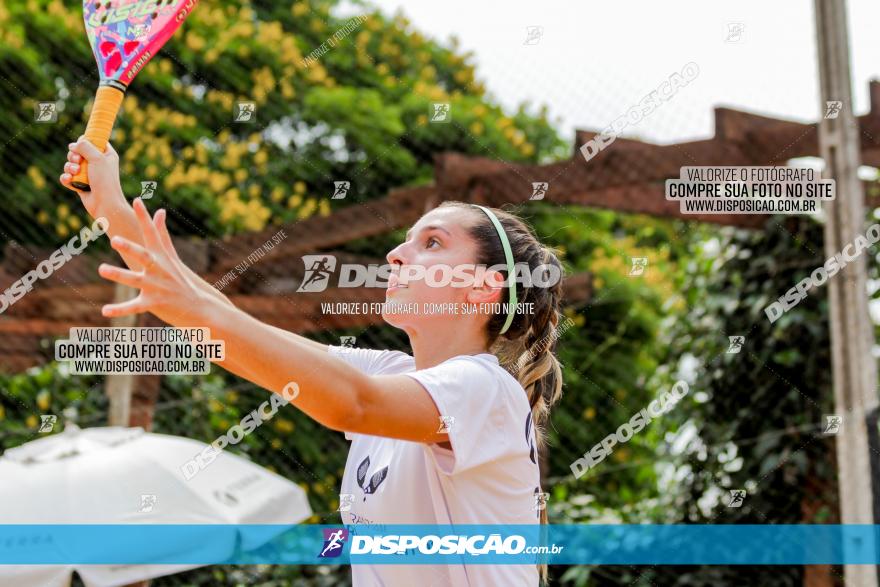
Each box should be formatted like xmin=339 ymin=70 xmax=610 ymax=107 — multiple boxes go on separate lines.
xmin=318 ymin=528 xmax=349 ymax=558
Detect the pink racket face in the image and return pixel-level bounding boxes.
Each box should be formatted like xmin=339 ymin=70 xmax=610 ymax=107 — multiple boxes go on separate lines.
xmin=83 ymin=0 xmax=198 ymax=87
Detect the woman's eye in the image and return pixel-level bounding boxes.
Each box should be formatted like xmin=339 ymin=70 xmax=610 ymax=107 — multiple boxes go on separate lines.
xmin=426 ymin=237 xmax=440 ymax=248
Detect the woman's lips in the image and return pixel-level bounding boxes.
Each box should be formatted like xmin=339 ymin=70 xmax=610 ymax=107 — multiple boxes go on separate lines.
xmin=387 ymin=274 xmax=405 ymax=291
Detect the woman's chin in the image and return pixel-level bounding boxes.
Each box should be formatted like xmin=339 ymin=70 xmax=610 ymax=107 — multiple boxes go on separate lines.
xmin=381 ymin=310 xmax=408 ymax=329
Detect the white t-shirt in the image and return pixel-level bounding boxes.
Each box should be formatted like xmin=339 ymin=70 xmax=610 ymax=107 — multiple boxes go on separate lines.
xmin=328 ymin=345 xmax=542 ymax=587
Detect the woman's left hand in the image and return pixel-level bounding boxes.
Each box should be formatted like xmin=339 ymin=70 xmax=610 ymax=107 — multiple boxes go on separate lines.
xmin=98 ymin=197 xmax=206 ymax=325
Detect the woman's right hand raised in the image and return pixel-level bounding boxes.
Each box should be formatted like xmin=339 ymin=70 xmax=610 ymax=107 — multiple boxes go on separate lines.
xmin=59 ymin=138 xmax=126 ymax=220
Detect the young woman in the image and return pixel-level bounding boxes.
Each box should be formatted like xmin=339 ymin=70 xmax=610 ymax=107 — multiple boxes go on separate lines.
xmin=60 ymin=138 xmax=565 ymax=586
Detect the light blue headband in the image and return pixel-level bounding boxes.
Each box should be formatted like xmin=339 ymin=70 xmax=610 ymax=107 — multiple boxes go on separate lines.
xmin=472 ymin=205 xmax=518 ymax=335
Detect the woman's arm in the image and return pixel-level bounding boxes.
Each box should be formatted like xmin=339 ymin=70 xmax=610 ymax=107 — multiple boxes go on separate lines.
xmin=98 ymin=198 xmax=442 ymax=443
xmin=192 ymin=295 xmax=444 ymax=441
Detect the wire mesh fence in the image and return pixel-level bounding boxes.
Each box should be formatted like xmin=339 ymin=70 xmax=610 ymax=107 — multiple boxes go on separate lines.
xmin=1 ymin=1 xmax=878 ymax=586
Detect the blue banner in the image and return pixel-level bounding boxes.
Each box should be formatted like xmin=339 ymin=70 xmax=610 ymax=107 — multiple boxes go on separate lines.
xmin=0 ymin=524 xmax=878 ymax=565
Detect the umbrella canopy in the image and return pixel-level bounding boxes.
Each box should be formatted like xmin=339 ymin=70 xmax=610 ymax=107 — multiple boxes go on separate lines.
xmin=0 ymin=425 xmax=313 ymax=587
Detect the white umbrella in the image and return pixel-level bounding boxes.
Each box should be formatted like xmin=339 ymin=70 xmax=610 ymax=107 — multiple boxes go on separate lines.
xmin=0 ymin=425 xmax=313 ymax=587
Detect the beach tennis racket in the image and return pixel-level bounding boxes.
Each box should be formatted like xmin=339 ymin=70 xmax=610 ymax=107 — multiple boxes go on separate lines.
xmin=70 ymin=0 xmax=199 ymax=191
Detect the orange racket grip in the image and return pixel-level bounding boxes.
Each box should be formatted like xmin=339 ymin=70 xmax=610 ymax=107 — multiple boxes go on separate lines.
xmin=70 ymin=85 xmax=125 ymax=192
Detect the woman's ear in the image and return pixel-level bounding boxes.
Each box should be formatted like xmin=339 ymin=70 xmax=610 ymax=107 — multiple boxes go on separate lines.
xmin=465 ymin=268 xmax=505 ymax=305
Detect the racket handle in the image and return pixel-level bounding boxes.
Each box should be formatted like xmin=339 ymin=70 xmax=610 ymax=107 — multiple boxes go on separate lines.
xmin=70 ymin=85 xmax=125 ymax=192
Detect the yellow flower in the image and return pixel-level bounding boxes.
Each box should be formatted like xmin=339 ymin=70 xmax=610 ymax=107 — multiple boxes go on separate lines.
xmin=226 ymin=391 xmax=239 ymax=403
xmin=28 ymin=166 xmax=46 ymax=189
xmin=281 ymin=80 xmax=296 ymax=99
xmin=469 ymin=121 xmax=484 ymax=136
xmin=26 ymin=415 xmax=38 ymax=429
xmin=0 ymin=404 xmax=4 ymax=421
xmin=583 ymin=407 xmax=595 ymax=421
xmin=56 ymin=223 xmax=69 ymax=238
xmin=187 ymin=33 xmax=205 ymax=52
xmin=36 ymin=390 xmax=50 ymax=411
xmin=294 ymin=181 xmax=306 ymax=194
xmin=208 ymin=398 xmax=223 ymax=413
xmin=37 ymin=210 xmax=50 ymax=225
xmin=454 ymin=69 xmax=471 ymax=84
xmin=273 ymin=419 xmax=295 ymax=434
xmin=68 ymin=215 xmax=82 ymax=230
xmin=287 ymin=194 xmax=302 ymax=209
xmin=271 ymin=438 xmax=282 ymax=450
xmin=243 ymin=215 xmax=266 ymax=232
xmin=210 ymin=172 xmax=230 ymax=192
xmin=57 ymin=203 xmax=70 ymax=219
xmin=235 ymin=169 xmax=247 ymax=183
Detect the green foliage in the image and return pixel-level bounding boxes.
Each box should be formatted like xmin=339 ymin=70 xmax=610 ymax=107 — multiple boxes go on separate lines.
xmin=0 ymin=363 xmax=106 ymax=445
xmin=523 ymin=204 xmax=687 ymax=515
xmin=642 ymin=215 xmax=850 ymax=585
xmin=0 ymin=0 xmax=565 ymax=244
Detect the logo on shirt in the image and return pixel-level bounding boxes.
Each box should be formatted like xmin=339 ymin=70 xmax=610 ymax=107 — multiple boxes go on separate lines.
xmin=357 ymin=455 xmax=389 ymax=501
xmin=318 ymin=528 xmax=349 ymax=558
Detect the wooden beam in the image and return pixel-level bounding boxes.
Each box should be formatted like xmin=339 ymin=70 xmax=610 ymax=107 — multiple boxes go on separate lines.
xmin=207 ymin=186 xmax=432 ymax=280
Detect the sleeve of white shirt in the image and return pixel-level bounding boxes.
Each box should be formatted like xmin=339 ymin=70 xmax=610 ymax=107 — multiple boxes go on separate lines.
xmin=405 ymin=356 xmax=522 ymax=475
xmin=327 ymin=345 xmax=415 ymax=440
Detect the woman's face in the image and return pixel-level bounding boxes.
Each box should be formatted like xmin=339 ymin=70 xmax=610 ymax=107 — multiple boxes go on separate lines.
xmin=381 ymin=206 xmax=500 ymax=330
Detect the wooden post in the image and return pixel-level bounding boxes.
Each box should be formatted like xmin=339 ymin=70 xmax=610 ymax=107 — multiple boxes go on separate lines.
xmin=105 ymin=282 xmax=138 ymax=426
xmin=814 ymin=0 xmax=880 ymax=585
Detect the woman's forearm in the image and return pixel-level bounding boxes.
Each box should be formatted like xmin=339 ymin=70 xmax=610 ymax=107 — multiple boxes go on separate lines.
xmin=183 ymin=264 xmax=236 ymax=308
xmin=263 ymin=324 xmax=330 ymax=354
xmin=185 ymin=292 xmax=360 ymax=430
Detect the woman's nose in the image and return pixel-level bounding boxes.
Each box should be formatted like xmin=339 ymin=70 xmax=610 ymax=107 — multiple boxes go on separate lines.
xmin=386 ymin=244 xmax=406 ymax=266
